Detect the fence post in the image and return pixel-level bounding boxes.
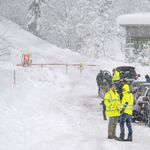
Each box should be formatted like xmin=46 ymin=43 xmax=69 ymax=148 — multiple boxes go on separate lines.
xmin=14 ymin=70 xmax=16 ymax=85
xmin=80 ymin=63 xmax=82 ymax=77
xmin=66 ymin=64 xmax=68 ymax=74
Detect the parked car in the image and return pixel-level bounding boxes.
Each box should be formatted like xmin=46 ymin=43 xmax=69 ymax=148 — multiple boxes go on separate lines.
xmin=102 ymin=66 xmax=140 ymax=87
xmin=130 ymin=80 xmax=145 ymax=102
xmin=134 ymin=83 xmax=150 ymax=103
xmin=116 ymin=66 xmax=140 ymax=85
xmin=132 ymin=88 xmax=150 ymax=127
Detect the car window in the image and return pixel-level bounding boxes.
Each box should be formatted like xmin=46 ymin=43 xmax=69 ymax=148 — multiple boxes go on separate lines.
xmin=103 ymin=70 xmax=111 ymax=77
xmin=141 ymin=88 xmax=147 ymax=96
xmin=118 ymin=67 xmax=136 ymax=79
xmin=146 ymin=90 xmax=150 ymax=96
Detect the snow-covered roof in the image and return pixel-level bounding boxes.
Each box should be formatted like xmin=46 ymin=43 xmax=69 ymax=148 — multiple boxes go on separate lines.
xmin=117 ymin=13 xmax=150 ymax=26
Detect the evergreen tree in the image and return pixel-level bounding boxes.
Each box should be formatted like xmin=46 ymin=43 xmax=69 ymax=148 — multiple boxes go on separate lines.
xmin=26 ymin=0 xmax=46 ymax=36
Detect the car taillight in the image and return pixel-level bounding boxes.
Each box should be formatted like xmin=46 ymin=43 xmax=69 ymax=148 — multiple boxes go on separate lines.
xmin=132 ymin=92 xmax=136 ymax=94
xmin=136 ymin=75 xmax=138 ymax=80
xmin=143 ymin=98 xmax=147 ymax=102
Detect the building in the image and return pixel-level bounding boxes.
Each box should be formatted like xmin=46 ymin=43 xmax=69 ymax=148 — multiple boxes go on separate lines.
xmin=117 ymin=13 xmax=150 ymax=50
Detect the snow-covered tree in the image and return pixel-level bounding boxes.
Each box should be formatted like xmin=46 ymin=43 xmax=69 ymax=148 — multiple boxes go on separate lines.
xmin=0 ymin=27 xmax=11 ymax=61
xmin=76 ymin=0 xmax=115 ymax=59
xmin=42 ymin=0 xmax=79 ymax=50
xmin=26 ymin=0 xmax=46 ymax=36
xmin=0 ymin=0 xmax=27 ymax=27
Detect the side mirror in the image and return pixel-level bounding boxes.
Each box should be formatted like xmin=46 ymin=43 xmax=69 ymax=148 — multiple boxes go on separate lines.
xmin=138 ymin=74 xmax=140 ymax=77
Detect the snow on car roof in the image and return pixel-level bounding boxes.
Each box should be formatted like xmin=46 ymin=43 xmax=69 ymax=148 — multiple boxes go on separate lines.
xmin=116 ymin=13 xmax=150 ymax=26
xmin=139 ymin=83 xmax=150 ymax=86
xmin=132 ymin=80 xmax=145 ymax=83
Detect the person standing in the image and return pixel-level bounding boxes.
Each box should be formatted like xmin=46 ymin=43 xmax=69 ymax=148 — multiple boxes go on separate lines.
xmin=112 ymin=68 xmax=120 ymax=85
xmin=101 ymin=79 xmax=109 ymax=120
xmin=96 ymin=70 xmax=103 ymax=97
xmin=145 ymin=75 xmax=150 ymax=83
xmin=118 ymin=84 xmax=133 ymax=141
xmin=104 ymin=84 xmax=120 ymax=140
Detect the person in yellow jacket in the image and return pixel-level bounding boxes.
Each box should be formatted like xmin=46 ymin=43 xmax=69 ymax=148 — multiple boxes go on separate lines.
xmin=112 ymin=68 xmax=120 ymax=84
xmin=104 ymin=84 xmax=120 ymax=140
xmin=118 ymin=83 xmax=133 ymax=142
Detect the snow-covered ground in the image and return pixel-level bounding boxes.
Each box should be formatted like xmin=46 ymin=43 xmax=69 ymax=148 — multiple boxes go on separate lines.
xmin=0 ymin=18 xmax=150 ymax=150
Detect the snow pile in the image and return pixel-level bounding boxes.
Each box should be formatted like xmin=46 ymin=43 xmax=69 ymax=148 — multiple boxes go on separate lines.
xmin=117 ymin=13 xmax=150 ymax=25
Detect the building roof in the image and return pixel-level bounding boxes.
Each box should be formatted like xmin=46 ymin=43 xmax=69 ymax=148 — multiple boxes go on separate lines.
xmin=116 ymin=13 xmax=150 ymax=26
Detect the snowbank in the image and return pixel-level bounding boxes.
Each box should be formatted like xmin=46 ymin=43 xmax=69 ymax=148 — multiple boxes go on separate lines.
xmin=116 ymin=13 xmax=150 ymax=25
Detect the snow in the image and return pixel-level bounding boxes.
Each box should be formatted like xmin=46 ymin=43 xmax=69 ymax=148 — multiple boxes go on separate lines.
xmin=116 ymin=13 xmax=150 ymax=25
xmin=0 ymin=18 xmax=150 ymax=150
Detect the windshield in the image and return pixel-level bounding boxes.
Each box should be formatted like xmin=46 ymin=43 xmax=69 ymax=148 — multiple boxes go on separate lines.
xmin=146 ymin=90 xmax=150 ymax=96
xmin=141 ymin=88 xmax=147 ymax=96
xmin=139 ymin=85 xmax=150 ymax=93
xmin=118 ymin=68 xmax=136 ymax=79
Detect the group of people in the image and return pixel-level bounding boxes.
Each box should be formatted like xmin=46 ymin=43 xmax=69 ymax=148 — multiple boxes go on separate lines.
xmin=96 ymin=69 xmax=134 ymax=142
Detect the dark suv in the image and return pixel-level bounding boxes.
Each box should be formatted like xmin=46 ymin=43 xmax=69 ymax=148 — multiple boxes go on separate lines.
xmin=116 ymin=66 xmax=140 ymax=85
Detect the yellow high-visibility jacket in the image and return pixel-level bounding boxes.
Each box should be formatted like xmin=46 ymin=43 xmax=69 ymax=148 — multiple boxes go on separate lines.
xmin=121 ymin=84 xmax=134 ymax=115
xmin=104 ymin=89 xmax=120 ymax=117
xmin=112 ymin=71 xmax=120 ymax=84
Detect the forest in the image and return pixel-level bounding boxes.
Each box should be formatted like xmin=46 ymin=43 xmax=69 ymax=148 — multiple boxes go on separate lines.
xmin=0 ymin=0 xmax=150 ymax=61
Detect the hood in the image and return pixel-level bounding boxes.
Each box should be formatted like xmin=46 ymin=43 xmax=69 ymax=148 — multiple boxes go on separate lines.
xmin=122 ymin=84 xmax=130 ymax=94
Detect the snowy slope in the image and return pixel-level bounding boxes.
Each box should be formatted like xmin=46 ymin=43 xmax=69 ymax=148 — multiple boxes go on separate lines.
xmin=0 ymin=18 xmax=150 ymax=150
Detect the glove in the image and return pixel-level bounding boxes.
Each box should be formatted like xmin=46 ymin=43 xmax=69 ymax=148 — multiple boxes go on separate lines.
xmin=117 ymin=106 xmax=122 ymax=111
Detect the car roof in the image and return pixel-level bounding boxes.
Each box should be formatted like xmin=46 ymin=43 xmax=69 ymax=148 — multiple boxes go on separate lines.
xmin=132 ymin=80 xmax=145 ymax=83
xmin=116 ymin=66 xmax=135 ymax=69
xmin=139 ymin=83 xmax=150 ymax=86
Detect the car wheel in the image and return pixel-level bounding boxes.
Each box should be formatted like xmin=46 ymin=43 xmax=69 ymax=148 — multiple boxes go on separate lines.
xmin=132 ymin=110 xmax=139 ymax=123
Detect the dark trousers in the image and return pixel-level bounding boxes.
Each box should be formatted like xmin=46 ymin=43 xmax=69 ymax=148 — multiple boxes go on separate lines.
xmin=120 ymin=113 xmax=133 ymax=139
xmin=102 ymin=101 xmax=106 ymax=116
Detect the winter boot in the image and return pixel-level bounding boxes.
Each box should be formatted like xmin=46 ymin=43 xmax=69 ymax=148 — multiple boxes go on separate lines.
xmin=117 ymin=138 xmax=125 ymax=141
xmin=103 ymin=115 xmax=107 ymax=120
xmin=108 ymin=135 xmax=113 ymax=139
xmin=124 ymin=138 xmax=132 ymax=142
xmin=113 ymin=135 xmax=119 ymax=140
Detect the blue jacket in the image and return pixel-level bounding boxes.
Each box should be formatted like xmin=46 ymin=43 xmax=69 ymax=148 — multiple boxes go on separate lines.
xmin=146 ymin=78 xmax=150 ymax=83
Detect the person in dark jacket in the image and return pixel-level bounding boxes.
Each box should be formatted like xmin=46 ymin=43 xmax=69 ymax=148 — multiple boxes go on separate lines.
xmin=103 ymin=72 xmax=112 ymax=87
xmin=96 ymin=70 xmax=103 ymax=97
xmin=101 ymin=79 xmax=109 ymax=120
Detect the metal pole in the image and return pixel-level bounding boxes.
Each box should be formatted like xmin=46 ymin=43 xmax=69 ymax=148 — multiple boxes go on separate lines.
xmin=80 ymin=63 xmax=82 ymax=77
xmin=66 ymin=64 xmax=68 ymax=74
xmin=14 ymin=70 xmax=16 ymax=85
